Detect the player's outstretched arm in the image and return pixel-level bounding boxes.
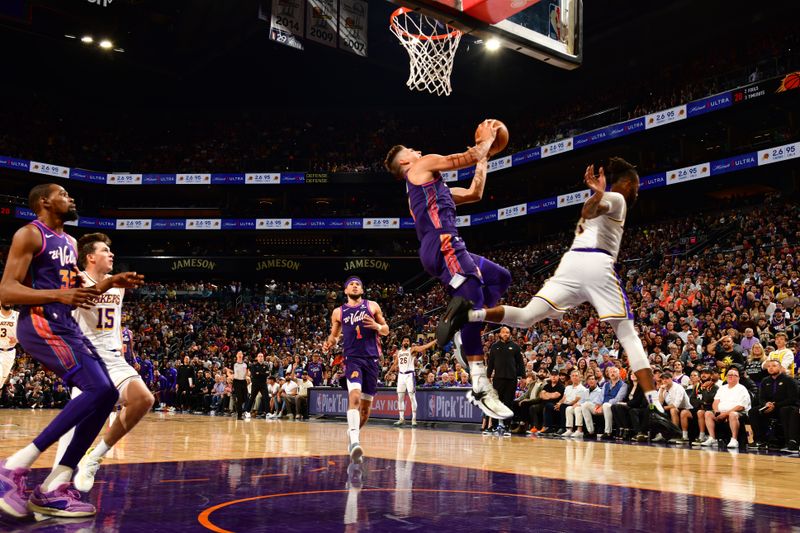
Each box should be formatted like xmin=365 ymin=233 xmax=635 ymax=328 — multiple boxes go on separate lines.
xmin=0 ymin=225 xmax=98 ymax=308
xmin=95 ymin=272 xmax=145 ymax=293
xmin=411 ymin=340 xmax=438 ymax=353
xmin=414 ymin=120 xmax=499 ymax=173
xmin=581 ymin=164 xmax=611 ymax=220
xmin=450 ymin=158 xmax=488 ymax=205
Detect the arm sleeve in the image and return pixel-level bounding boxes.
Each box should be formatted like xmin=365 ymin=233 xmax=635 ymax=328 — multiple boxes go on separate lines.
xmin=603 ymin=192 xmax=626 ymax=221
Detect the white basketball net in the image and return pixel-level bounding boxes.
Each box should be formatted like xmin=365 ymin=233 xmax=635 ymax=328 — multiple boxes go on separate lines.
xmin=390 ymin=8 xmax=462 ymax=97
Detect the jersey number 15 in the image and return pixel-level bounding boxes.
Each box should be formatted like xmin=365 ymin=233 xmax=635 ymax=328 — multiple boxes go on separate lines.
xmin=96 ymin=308 xmax=115 ymax=330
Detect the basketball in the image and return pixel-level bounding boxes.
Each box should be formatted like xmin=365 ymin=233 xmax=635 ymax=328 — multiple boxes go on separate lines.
xmin=778 ymin=71 xmax=800 ymax=92
xmin=475 ymin=119 xmax=509 ymax=157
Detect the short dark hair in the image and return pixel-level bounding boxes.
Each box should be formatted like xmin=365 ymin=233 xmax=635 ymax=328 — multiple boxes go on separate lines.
xmin=606 ymin=157 xmax=638 ymax=185
xmin=77 ymin=233 xmax=112 ymax=270
xmin=28 ymin=183 xmax=56 ymax=212
xmin=384 ymin=145 xmax=405 ymax=179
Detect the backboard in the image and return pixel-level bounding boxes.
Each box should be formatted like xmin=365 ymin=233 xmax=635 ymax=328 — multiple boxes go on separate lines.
xmin=392 ymin=0 xmax=582 ymax=70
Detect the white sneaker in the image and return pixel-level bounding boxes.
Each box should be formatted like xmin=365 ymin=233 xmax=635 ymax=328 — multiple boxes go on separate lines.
xmin=571 ymin=431 xmax=583 ymax=439
xmin=467 ymin=380 xmax=513 ymax=419
xmin=393 ymin=419 xmax=405 ymax=426
xmin=700 ymin=436 xmax=716 ymax=447
xmin=349 ymin=442 xmax=364 ymax=464
xmin=727 ymin=439 xmax=739 ymax=449
xmin=168 ymin=407 xmax=176 ymax=412
xmin=562 ymin=430 xmax=574 ymax=438
xmin=411 ymin=419 xmax=417 ymax=427
xmin=73 ymin=448 xmax=103 ymax=492
xmin=652 ymin=433 xmax=665 ymax=442
xmin=244 ymin=412 xmax=251 ymax=419
xmin=452 ymin=332 xmax=468 ymax=370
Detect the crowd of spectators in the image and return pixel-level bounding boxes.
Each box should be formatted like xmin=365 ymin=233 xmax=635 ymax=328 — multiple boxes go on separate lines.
xmin=0 ymin=24 xmax=796 ymax=175
xmin=1 ymin=193 xmax=798 ymax=452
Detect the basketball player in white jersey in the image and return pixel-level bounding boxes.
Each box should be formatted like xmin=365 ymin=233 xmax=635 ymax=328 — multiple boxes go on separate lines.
xmin=0 ymin=300 xmax=19 ymax=386
xmin=391 ymin=337 xmax=436 ymax=426
xmin=54 ymin=233 xmax=154 ymax=491
xmin=438 ymin=159 xmax=669 ymax=417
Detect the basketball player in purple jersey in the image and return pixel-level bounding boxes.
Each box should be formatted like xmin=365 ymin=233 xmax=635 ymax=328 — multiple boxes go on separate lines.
xmin=0 ymin=184 xmax=143 ymax=519
xmin=323 ymin=277 xmax=389 ymax=463
xmin=383 ymin=120 xmax=513 ymax=420
xmin=121 ymin=322 xmax=134 ymax=365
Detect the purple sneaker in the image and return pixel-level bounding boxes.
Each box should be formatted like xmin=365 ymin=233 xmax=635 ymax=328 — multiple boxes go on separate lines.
xmin=0 ymin=459 xmax=31 ymax=518
xmin=28 ymin=483 xmax=96 ymax=518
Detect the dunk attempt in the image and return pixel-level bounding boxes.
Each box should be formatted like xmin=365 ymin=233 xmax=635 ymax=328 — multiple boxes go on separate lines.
xmin=384 ymin=119 xmax=513 ymax=420
xmin=438 ymin=159 xmax=668 ymax=415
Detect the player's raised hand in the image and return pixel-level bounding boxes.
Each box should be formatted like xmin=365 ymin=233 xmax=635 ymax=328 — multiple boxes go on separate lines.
xmin=475 ymin=119 xmax=498 ymax=144
xmin=584 ymin=164 xmax=606 ymax=194
xmin=58 ymin=287 xmax=100 ymax=309
xmin=110 ymin=272 xmax=145 ymax=289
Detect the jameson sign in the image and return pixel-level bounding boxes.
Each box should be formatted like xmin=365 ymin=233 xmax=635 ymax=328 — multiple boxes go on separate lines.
xmin=117 ymin=256 xmax=422 ymax=280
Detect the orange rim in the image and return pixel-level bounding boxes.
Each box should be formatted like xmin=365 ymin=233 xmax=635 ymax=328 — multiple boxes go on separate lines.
xmin=390 ymin=7 xmax=461 ymax=42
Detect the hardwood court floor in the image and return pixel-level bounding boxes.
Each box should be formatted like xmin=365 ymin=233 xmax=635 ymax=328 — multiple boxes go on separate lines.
xmin=0 ymin=410 xmax=798 ymax=532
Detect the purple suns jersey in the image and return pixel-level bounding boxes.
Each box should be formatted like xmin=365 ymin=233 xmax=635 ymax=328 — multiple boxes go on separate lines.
xmin=405 ymin=171 xmax=458 ymax=242
xmin=122 ymin=327 xmax=134 ymax=363
xmin=24 ymin=220 xmax=79 ymax=316
xmin=341 ymin=300 xmax=381 ymax=359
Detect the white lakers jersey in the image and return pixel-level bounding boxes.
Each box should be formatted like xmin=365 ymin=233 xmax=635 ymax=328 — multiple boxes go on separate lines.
xmin=768 ymin=348 xmax=795 ymax=377
xmin=0 ymin=310 xmax=19 ymax=351
xmin=72 ymin=272 xmax=124 ymax=353
xmin=397 ymin=348 xmax=415 ymax=373
xmin=570 ymin=191 xmax=627 ymax=260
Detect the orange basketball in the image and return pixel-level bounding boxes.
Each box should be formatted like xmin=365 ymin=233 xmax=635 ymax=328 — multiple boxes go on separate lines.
xmin=778 ymin=71 xmax=800 ymax=92
xmin=475 ymin=119 xmax=509 ymax=157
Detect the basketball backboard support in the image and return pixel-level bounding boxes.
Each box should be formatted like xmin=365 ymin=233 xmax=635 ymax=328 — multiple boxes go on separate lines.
xmin=391 ymin=0 xmax=582 ymax=70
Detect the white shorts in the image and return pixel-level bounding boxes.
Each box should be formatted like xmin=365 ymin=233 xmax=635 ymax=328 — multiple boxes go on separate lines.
xmin=396 ymin=373 xmax=416 ymax=394
xmin=534 ymin=250 xmax=633 ymax=321
xmin=72 ymin=349 xmax=142 ymax=406
xmin=0 ymin=350 xmax=15 ymax=385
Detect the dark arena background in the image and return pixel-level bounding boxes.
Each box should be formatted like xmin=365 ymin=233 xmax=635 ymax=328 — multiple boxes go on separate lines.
xmin=1 ymin=0 xmax=800 ymax=531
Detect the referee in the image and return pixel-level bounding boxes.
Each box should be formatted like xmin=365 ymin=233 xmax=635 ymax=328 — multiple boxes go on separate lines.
xmin=232 ymin=351 xmax=248 ymax=420
xmin=247 ymin=352 xmax=270 ymax=418
xmin=487 ymin=327 xmax=525 ymax=435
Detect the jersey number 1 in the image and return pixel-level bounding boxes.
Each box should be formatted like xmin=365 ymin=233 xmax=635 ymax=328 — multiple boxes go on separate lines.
xmin=355 ymin=326 xmax=362 ymax=339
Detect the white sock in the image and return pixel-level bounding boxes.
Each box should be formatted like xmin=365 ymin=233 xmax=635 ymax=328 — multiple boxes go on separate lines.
xmin=89 ymin=439 xmax=111 ymax=461
xmin=469 ymin=361 xmax=488 ymax=390
xmin=468 ymin=309 xmax=486 ymax=322
xmin=397 ymin=394 xmax=405 ymax=420
xmin=644 ymin=390 xmax=661 ymax=407
xmin=682 ymin=431 xmax=688 ymax=439
xmin=347 ymin=409 xmax=360 ymax=445
xmin=698 ymin=432 xmax=706 ymax=440
xmin=43 ymin=465 xmax=73 ymax=492
xmin=6 ymin=443 xmax=42 ymax=470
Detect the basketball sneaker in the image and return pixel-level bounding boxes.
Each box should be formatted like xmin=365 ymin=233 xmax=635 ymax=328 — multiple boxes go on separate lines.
xmin=28 ymin=483 xmax=96 ymax=518
xmin=411 ymin=418 xmax=417 ymax=427
xmin=452 ymin=332 xmax=468 ymax=373
xmin=467 ymin=378 xmax=513 ymax=420
xmin=73 ymin=448 xmax=103 ymax=493
xmin=393 ymin=419 xmax=405 ymax=426
xmin=0 ymin=460 xmax=31 ymax=518
xmin=346 ymin=463 xmax=364 ymax=490
xmin=349 ymin=442 xmax=364 ymax=464
xmin=436 ymin=296 xmax=473 ymax=348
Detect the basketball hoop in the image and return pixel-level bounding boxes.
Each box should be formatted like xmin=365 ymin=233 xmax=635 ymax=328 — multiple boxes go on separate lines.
xmin=389 ymin=7 xmax=462 ymax=97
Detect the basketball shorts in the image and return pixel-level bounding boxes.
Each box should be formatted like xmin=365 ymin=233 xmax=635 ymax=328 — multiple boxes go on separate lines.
xmin=396 ymin=372 xmax=416 ymax=394
xmin=16 ymin=306 xmax=102 ymax=384
xmin=71 ymin=347 xmax=141 ymax=406
xmin=0 ymin=349 xmax=15 ymax=385
xmin=344 ymin=356 xmax=379 ymax=398
xmin=534 ymin=250 xmax=634 ymax=321
xmin=418 ymin=233 xmax=482 ymax=289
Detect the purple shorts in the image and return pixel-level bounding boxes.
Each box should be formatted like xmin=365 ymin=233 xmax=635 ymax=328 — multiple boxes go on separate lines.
xmin=344 ymin=356 xmax=379 ymax=397
xmin=418 ymin=233 xmax=481 ymax=286
xmin=16 ymin=306 xmax=101 ymax=385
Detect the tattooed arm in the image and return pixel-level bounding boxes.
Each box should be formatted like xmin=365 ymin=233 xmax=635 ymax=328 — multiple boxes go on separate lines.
xmin=450 ymin=158 xmax=488 ymax=205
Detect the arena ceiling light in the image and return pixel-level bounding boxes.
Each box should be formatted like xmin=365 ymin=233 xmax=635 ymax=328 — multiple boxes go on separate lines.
xmin=81 ymin=35 xmax=94 ymax=43
xmin=99 ymin=39 xmax=114 ymax=49
xmin=485 ymin=38 xmax=501 ymax=51
xmin=64 ymin=34 xmax=77 ymax=39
